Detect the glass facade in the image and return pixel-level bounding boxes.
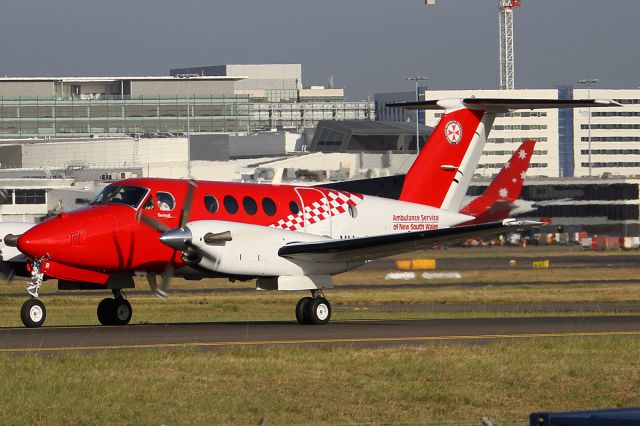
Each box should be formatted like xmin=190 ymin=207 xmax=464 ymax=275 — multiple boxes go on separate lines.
xmin=556 ymin=85 xmax=574 ymax=177
xmin=0 ymin=96 xmax=373 ymax=138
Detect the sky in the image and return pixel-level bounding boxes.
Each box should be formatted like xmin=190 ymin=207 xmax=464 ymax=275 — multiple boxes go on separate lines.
xmin=1 ymin=0 xmax=638 ymax=100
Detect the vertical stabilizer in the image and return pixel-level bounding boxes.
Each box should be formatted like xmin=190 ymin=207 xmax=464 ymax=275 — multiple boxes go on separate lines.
xmin=460 ymin=139 xmax=535 ymax=222
xmin=388 ymin=97 xmax=619 ymax=211
xmin=398 ymin=100 xmax=495 ymax=211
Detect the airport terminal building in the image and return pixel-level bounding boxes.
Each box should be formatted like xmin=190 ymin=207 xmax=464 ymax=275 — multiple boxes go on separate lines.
xmin=0 ymin=64 xmax=373 ymax=139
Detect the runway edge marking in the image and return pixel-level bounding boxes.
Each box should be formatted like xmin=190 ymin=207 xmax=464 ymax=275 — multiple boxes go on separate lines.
xmin=2 ymin=330 xmax=640 ymax=353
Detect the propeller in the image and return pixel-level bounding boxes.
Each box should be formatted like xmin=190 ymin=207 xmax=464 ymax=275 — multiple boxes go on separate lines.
xmin=136 ymin=180 xmax=196 ymax=297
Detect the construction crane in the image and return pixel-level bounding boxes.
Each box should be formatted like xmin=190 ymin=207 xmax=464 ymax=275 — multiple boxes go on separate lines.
xmin=425 ymin=0 xmax=521 ymax=90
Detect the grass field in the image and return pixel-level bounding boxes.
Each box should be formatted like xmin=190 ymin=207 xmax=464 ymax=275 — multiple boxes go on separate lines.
xmin=1 ymin=337 xmax=639 ymax=425
xmin=1 ymin=247 xmax=640 ymax=424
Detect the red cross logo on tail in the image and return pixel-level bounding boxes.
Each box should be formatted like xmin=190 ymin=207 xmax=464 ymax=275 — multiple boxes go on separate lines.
xmin=444 ymin=120 xmax=462 ymax=145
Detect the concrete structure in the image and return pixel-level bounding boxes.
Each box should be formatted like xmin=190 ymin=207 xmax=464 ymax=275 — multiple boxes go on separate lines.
xmin=0 ymin=76 xmax=240 ymax=100
xmin=171 ymin=64 xmax=302 ymax=99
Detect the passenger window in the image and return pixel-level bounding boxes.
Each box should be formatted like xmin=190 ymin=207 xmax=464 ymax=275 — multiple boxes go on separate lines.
xmin=224 ymin=195 xmax=238 ymax=214
xmin=156 ymin=192 xmax=175 ymax=211
xmin=262 ymin=198 xmax=277 ymax=216
xmin=204 ymin=195 xmax=219 ymax=214
xmin=243 ymin=196 xmax=257 ymax=215
xmin=289 ymin=201 xmax=300 ymax=215
xmin=143 ymin=196 xmax=155 ymax=210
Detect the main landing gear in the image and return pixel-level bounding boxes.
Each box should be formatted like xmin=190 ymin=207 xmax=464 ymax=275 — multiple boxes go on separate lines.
xmin=97 ymin=290 xmax=132 ymax=326
xmin=295 ymin=290 xmax=331 ymax=325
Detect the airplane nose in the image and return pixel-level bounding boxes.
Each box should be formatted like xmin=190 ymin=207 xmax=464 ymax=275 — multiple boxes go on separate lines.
xmin=17 ymin=226 xmax=53 ymax=260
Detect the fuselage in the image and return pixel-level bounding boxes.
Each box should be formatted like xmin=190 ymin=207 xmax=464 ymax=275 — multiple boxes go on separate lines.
xmin=17 ymin=178 xmax=472 ymax=280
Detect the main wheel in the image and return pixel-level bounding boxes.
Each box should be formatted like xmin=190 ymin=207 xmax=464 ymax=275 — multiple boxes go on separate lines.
xmin=306 ymin=297 xmax=331 ymax=325
xmin=112 ymin=298 xmax=132 ymax=326
xmin=21 ymin=298 xmax=46 ymax=328
xmin=295 ymin=297 xmax=313 ymax=324
xmin=97 ymin=298 xmax=115 ymax=325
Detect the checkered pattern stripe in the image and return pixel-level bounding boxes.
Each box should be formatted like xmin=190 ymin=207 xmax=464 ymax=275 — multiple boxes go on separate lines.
xmin=271 ymin=190 xmax=364 ymax=231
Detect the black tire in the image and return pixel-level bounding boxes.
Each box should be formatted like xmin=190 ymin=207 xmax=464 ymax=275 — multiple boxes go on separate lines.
xmin=97 ymin=298 xmax=115 ymax=325
xmin=295 ymin=297 xmax=312 ymax=324
xmin=20 ymin=298 xmax=46 ymax=328
xmin=112 ymin=298 xmax=132 ymax=326
xmin=306 ymin=297 xmax=331 ymax=325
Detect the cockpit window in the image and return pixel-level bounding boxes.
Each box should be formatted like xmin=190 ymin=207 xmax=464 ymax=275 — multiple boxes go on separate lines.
xmin=143 ymin=196 xmax=155 ymax=210
xmin=91 ymin=185 xmax=149 ymax=209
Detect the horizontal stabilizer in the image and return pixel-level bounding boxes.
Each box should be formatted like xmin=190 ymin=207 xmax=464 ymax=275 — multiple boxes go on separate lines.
xmin=279 ymin=220 xmax=541 ymax=264
xmin=387 ymin=98 xmax=622 ymax=111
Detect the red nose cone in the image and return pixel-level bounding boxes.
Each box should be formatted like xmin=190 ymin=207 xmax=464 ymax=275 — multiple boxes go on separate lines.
xmin=17 ymin=205 xmax=126 ymax=268
xmin=17 ymin=225 xmax=54 ymax=260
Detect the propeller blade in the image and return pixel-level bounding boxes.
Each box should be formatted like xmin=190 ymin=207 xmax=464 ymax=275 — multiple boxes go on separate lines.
xmin=157 ymin=263 xmax=175 ymax=298
xmin=138 ymin=214 xmax=170 ymax=233
xmin=180 ymin=179 xmax=197 ymax=229
xmin=146 ymin=273 xmax=159 ymax=293
xmin=0 ymin=260 xmax=16 ymax=283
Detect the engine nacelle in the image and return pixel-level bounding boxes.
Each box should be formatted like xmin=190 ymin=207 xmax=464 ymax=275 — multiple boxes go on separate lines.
xmin=185 ymin=220 xmax=359 ymax=277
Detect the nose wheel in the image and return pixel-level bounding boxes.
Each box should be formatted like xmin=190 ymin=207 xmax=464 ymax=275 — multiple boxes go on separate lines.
xmin=296 ymin=290 xmax=331 ymax=325
xmin=97 ymin=290 xmax=132 ymax=326
xmin=20 ymin=298 xmax=46 ymax=328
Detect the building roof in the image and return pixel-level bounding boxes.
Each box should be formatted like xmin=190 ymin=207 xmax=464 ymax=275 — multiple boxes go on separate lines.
xmin=0 ymin=76 xmax=247 ymax=83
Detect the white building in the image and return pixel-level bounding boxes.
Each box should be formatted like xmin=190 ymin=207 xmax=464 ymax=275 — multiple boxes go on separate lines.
xmin=573 ymin=89 xmax=640 ymax=178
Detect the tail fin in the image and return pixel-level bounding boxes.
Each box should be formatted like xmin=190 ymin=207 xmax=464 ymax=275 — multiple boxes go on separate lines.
xmin=389 ymin=98 xmax=620 ymax=211
xmin=396 ymin=99 xmax=495 ymax=211
xmin=460 ymin=139 xmax=535 ymax=221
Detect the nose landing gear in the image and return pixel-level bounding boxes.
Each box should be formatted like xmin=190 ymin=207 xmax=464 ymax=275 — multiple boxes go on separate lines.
xmin=21 ymin=259 xmax=46 ymax=328
xmin=295 ymin=290 xmax=331 ymax=325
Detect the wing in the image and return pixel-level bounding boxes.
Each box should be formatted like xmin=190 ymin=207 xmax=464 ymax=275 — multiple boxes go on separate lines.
xmin=279 ymin=220 xmax=538 ymax=263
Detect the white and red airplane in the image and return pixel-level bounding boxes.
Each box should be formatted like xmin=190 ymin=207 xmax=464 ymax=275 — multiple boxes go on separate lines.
xmin=3 ymin=98 xmax=619 ymax=328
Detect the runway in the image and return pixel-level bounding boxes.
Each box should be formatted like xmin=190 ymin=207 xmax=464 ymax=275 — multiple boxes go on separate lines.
xmin=1 ymin=315 xmax=640 ymax=354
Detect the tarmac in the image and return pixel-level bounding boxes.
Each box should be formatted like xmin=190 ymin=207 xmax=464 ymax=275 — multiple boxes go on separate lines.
xmin=1 ymin=315 xmax=639 ymax=354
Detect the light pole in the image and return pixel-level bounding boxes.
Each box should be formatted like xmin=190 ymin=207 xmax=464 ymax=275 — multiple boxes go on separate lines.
xmin=578 ymin=78 xmax=600 ymax=177
xmin=176 ymin=73 xmax=200 ymax=177
xmin=406 ymin=75 xmax=428 ymax=155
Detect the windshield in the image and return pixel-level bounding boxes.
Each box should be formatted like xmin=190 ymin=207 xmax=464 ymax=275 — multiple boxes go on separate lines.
xmin=91 ymin=185 xmax=149 ymax=209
